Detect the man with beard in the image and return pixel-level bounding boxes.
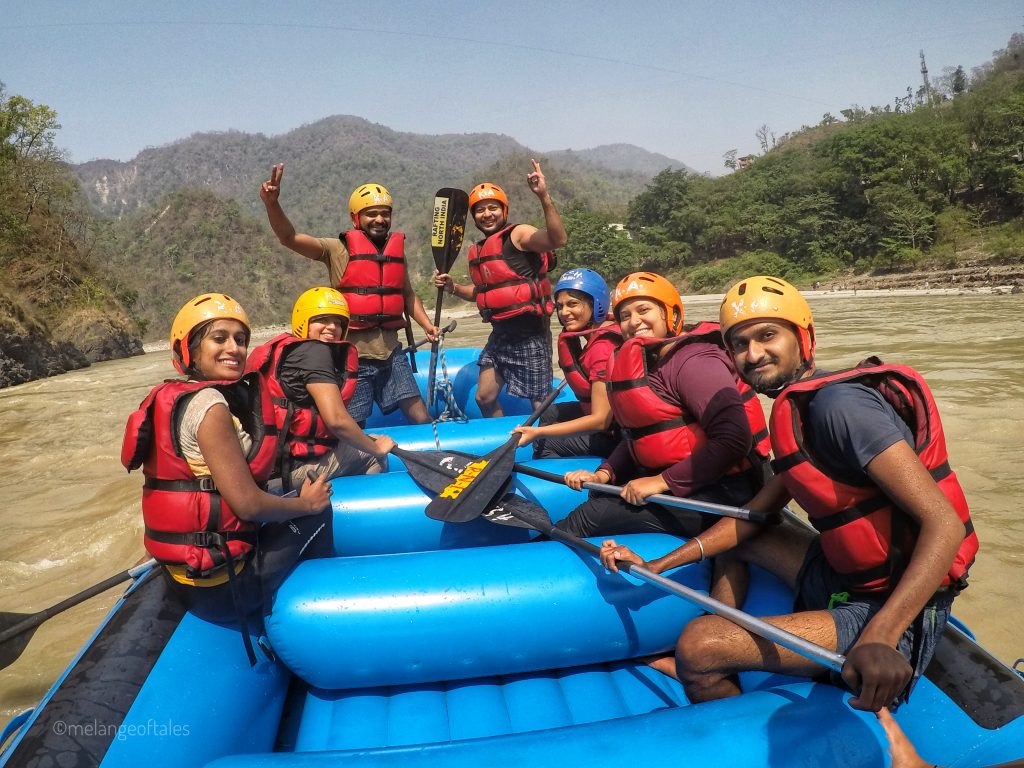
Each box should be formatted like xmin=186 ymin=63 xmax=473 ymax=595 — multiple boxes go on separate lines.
xmin=260 ymin=164 xmax=435 ymax=424
xmin=598 ymin=275 xmax=977 ymax=713
xmin=433 ymin=159 xmax=566 ymax=415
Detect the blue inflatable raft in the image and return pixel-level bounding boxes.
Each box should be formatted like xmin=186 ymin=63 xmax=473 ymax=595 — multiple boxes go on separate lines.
xmin=3 ymin=350 xmax=1023 ymax=766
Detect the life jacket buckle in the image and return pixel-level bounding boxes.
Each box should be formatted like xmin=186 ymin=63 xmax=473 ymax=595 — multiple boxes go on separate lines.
xmin=197 ymin=476 xmax=217 ymax=492
xmin=191 ymin=530 xmax=226 ymax=549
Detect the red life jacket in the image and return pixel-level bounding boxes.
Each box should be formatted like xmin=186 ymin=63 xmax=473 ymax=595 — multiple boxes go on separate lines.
xmin=120 ymin=374 xmax=278 ymax=578
xmin=467 ymin=224 xmax=554 ymax=322
xmin=606 ymin=321 xmax=771 ymax=474
xmin=337 ymin=230 xmax=407 ymax=330
xmin=245 ymin=334 xmax=359 ymax=487
xmin=557 ymin=324 xmax=623 ymax=414
xmin=770 ymin=360 xmax=978 ymax=593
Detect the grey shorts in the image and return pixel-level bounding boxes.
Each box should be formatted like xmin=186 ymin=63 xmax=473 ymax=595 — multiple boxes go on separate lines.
xmin=287 ymin=442 xmax=384 ymax=490
xmin=348 ymin=346 xmax=422 ymax=422
xmin=794 ymin=537 xmax=954 ymax=698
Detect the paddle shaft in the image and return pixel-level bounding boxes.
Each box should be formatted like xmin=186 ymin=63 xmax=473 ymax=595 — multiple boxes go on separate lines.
xmin=427 ymin=188 xmax=469 ymax=408
xmin=426 ymin=286 xmax=446 ymax=407
xmin=402 ymin=318 xmax=455 ymax=356
xmin=537 ymin=519 xmax=845 ymax=672
xmin=510 ymin=464 xmax=773 ymax=524
xmin=403 ymin=317 xmax=418 ymax=372
xmin=0 ymin=559 xmax=157 ymax=650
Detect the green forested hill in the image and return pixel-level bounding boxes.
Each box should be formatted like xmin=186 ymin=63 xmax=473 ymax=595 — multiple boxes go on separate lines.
xmin=73 ymin=115 xmax=686 ymax=248
xmin=5 ymin=33 xmax=1023 ymax=379
xmin=606 ymin=34 xmax=1024 ymax=292
xmin=0 ymin=84 xmax=141 ymax=386
xmin=101 ymin=188 xmax=327 ymax=339
xmin=72 ymin=115 xmax=690 ymax=339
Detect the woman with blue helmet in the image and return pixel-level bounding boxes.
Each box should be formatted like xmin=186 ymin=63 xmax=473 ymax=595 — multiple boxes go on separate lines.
xmin=513 ymin=268 xmax=622 ymax=458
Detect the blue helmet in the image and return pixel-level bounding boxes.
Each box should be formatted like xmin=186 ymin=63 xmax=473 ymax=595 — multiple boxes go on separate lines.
xmin=554 ymin=268 xmax=611 ymax=324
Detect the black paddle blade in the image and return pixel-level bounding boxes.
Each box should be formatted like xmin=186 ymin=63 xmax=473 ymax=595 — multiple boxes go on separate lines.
xmin=424 ymin=439 xmax=518 ymax=523
xmin=393 ymin=447 xmax=475 ymax=494
xmin=431 ymin=188 xmax=470 ymax=273
xmin=481 ymin=494 xmax=555 ymax=531
xmin=0 ymin=611 xmax=37 ymax=671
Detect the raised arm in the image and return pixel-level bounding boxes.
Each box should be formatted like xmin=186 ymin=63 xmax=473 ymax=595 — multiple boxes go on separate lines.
xmin=260 ymin=162 xmax=327 ymax=261
xmin=510 ymin=159 xmax=567 ymax=254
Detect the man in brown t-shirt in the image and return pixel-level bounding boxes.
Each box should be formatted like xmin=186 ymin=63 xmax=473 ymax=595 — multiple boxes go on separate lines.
xmin=260 ymin=163 xmax=436 ymax=424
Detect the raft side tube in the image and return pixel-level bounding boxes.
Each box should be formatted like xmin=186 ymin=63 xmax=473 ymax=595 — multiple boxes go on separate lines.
xmin=330 ymin=458 xmax=597 ymax=557
xmin=99 ymin=611 xmax=290 ymax=767
xmin=0 ymin=569 xmax=179 ymax=766
xmin=267 ymin=534 xmax=710 ymax=690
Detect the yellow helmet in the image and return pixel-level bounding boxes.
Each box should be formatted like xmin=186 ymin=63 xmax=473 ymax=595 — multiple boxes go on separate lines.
xmin=611 ymin=272 xmax=684 ymax=335
xmin=720 ymin=275 xmax=814 ymax=363
xmin=291 ymin=287 xmax=350 ymax=339
xmin=170 ymin=293 xmax=250 ymax=375
xmin=348 ymin=183 xmax=392 ymax=224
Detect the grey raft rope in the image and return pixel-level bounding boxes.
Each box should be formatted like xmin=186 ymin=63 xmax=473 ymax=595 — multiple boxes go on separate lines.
xmin=430 ymin=332 xmax=467 ymax=450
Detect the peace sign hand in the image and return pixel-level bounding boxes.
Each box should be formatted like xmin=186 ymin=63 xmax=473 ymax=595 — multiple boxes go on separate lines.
xmin=260 ymin=162 xmax=285 ymax=204
xmin=526 ymin=158 xmax=548 ymax=197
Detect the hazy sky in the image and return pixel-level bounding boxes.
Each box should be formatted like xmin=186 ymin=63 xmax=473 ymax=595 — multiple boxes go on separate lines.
xmin=2 ymin=1 xmax=1020 ymax=175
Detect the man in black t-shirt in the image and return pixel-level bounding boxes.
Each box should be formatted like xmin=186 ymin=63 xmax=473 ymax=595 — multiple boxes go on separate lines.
xmin=434 ymin=160 xmax=567 ymax=415
xmin=599 ymin=276 xmax=976 ymax=714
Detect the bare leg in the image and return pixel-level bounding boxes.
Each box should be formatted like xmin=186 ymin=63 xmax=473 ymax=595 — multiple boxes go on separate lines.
xmin=397 ymin=395 xmax=430 ymax=424
xmin=709 ymin=551 xmax=749 ymax=606
xmin=674 ymin=518 xmax=821 ymax=702
xmin=675 ymin=609 xmax=839 ymax=703
xmin=476 ymin=366 xmax=504 ymax=418
xmin=646 ymin=654 xmax=679 ymax=680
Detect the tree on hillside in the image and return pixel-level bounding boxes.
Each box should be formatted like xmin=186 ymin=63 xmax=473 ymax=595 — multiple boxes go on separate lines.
xmin=0 ymin=83 xmax=68 ymax=228
xmin=626 ymin=169 xmax=697 ymax=245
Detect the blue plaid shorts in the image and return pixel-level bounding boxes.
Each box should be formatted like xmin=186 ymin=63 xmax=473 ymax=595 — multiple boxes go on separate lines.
xmin=347 ymin=346 xmax=422 ymax=422
xmin=478 ymin=329 xmax=553 ymax=402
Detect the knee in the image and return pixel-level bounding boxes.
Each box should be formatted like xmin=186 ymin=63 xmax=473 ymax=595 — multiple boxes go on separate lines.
xmin=554 ymin=507 xmax=590 ymax=537
xmin=674 ymin=617 xmax=726 ymax=681
xmin=475 ymin=387 xmax=498 ymax=408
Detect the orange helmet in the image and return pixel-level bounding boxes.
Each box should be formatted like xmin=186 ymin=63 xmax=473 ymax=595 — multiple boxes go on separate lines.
xmin=468 ymin=182 xmax=508 ymax=214
xmin=611 ymin=272 xmax=684 ymax=335
xmin=720 ymin=275 xmax=814 ymax=363
xmin=170 ymin=293 xmax=250 ymax=375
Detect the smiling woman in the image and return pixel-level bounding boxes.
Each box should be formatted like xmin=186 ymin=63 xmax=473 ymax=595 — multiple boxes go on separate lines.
xmin=513 ymin=267 xmax=621 ymax=460
xmin=556 ymin=271 xmax=772 ymax=541
xmin=120 ymin=292 xmax=333 ymax=663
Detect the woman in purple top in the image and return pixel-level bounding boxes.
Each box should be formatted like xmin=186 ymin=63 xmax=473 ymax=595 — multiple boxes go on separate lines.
xmin=556 ymin=272 xmax=767 ymax=539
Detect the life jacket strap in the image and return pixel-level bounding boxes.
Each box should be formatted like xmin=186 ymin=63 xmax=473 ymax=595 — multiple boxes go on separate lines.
xmin=144 ymin=527 xmax=258 ymax=548
xmin=145 ymin=476 xmax=218 ymax=493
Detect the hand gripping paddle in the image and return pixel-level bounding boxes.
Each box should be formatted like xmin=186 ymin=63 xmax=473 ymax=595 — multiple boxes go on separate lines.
xmin=427 ymin=188 xmax=469 ymax=407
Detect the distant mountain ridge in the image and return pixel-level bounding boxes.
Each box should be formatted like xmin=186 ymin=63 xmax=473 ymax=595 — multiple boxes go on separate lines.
xmin=549 ymin=143 xmax=698 ymax=178
xmin=72 ymin=115 xmax=693 ymax=234
xmin=68 ymin=115 xmax=693 ymax=342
